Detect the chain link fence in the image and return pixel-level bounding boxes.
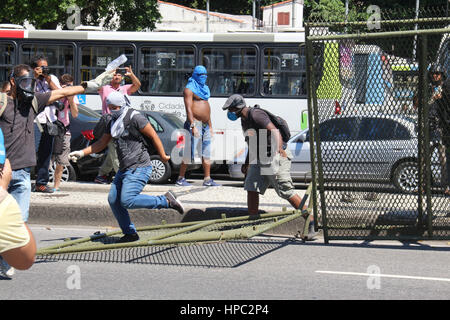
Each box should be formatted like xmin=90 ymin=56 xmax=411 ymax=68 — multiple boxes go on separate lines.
xmin=305 ymin=6 xmax=450 ymax=242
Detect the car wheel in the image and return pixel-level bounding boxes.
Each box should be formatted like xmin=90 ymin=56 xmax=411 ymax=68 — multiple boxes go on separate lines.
xmin=393 ymin=161 xmax=418 ymax=193
xmin=149 ymin=155 xmax=171 ymax=184
xmin=48 ymin=161 xmax=77 ymax=183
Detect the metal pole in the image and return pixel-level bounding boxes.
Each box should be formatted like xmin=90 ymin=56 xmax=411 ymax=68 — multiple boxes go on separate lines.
xmin=413 ymin=0 xmax=420 ymax=59
xmin=292 ymin=0 xmax=296 ymax=28
xmin=206 ymin=0 xmax=210 ymax=32
xmin=253 ymin=0 xmax=256 ymax=30
xmin=272 ymin=2 xmax=274 ymax=32
xmin=345 ymin=0 xmax=349 ymax=23
xmin=420 ymin=35 xmax=433 ymax=238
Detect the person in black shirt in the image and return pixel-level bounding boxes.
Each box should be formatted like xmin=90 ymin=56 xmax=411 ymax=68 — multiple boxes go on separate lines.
xmin=223 ymin=94 xmax=317 ymax=240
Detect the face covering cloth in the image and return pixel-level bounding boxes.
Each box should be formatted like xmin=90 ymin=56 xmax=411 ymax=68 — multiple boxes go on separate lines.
xmin=186 ymin=65 xmax=210 ymax=101
xmin=107 ymin=91 xmax=131 ymax=138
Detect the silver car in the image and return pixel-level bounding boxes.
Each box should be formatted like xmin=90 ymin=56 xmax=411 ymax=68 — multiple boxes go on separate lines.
xmin=229 ymin=115 xmax=441 ymax=193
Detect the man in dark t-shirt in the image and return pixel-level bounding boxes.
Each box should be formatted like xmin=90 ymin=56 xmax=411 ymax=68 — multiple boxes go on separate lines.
xmin=223 ymin=94 xmax=317 ymax=240
xmin=69 ymin=91 xmax=185 ymax=243
xmin=0 ymin=64 xmax=90 ymax=223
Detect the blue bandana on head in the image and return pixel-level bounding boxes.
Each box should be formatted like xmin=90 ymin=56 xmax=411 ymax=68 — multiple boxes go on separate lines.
xmin=186 ymin=65 xmax=210 ymax=101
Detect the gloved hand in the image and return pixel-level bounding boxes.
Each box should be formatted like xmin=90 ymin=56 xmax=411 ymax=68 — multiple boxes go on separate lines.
xmin=82 ymin=70 xmax=114 ymax=93
xmin=69 ymin=150 xmax=84 ymax=162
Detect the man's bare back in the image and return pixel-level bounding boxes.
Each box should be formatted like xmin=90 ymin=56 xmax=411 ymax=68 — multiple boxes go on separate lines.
xmin=184 ymin=88 xmax=210 ymax=123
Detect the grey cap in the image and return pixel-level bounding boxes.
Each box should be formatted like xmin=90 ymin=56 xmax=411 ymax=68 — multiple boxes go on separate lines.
xmin=222 ymin=94 xmax=246 ymax=110
xmin=106 ymin=91 xmax=131 ymax=107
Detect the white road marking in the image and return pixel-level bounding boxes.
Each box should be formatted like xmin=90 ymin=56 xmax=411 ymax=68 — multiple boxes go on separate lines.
xmin=316 ymin=270 xmax=450 ymax=282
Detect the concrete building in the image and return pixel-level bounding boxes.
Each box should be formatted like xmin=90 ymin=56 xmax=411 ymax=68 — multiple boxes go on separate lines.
xmin=261 ymin=0 xmax=304 ymax=32
xmin=155 ymin=1 xmax=254 ymax=33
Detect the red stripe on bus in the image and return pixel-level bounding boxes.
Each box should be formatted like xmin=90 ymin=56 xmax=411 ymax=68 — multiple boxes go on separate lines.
xmin=0 ymin=30 xmax=24 ymax=38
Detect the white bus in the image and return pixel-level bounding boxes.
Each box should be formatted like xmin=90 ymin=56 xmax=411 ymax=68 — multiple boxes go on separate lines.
xmin=0 ymin=27 xmax=307 ymax=163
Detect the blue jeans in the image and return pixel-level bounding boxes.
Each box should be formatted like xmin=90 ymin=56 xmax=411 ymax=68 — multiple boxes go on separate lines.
xmin=8 ymin=167 xmax=32 ymax=222
xmin=182 ymin=121 xmax=211 ymax=163
xmin=108 ymin=166 xmax=169 ymax=235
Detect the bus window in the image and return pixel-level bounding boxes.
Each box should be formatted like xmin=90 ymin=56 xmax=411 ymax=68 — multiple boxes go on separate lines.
xmin=139 ymin=46 xmax=194 ymax=94
xmin=20 ymin=43 xmax=74 ymax=78
xmin=0 ymin=42 xmax=15 ymax=83
xmin=81 ymin=45 xmax=134 ymax=82
xmin=201 ymin=47 xmax=256 ymax=96
xmin=262 ymin=46 xmax=306 ymax=97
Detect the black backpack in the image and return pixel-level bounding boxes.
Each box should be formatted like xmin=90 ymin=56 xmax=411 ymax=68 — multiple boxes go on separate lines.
xmin=250 ymin=105 xmax=291 ymax=143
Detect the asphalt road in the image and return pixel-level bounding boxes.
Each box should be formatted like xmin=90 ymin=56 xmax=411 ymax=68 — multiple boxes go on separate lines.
xmin=1 ymin=224 xmax=449 ymax=302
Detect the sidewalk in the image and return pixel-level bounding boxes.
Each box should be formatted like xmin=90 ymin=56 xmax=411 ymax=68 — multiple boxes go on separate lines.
xmin=28 ymin=181 xmax=310 ymax=236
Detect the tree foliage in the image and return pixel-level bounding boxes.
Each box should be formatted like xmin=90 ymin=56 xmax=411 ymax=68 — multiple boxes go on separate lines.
xmin=0 ymin=0 xmax=161 ymax=31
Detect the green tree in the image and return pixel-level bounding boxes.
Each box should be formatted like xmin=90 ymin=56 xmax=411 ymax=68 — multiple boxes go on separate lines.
xmin=0 ymin=0 xmax=161 ymax=31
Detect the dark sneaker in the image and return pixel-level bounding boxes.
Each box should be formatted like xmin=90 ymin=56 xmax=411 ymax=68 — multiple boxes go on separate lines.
xmin=175 ymin=177 xmax=192 ymax=187
xmin=165 ymin=191 xmax=185 ymax=214
xmin=203 ymin=179 xmax=221 ymax=187
xmin=94 ymin=175 xmax=109 ymax=184
xmin=34 ymin=184 xmax=54 ymax=193
xmin=117 ymin=233 xmax=139 ymax=243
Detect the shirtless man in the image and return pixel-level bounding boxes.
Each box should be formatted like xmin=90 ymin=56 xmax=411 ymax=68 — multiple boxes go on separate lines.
xmin=175 ymin=65 xmax=220 ymax=187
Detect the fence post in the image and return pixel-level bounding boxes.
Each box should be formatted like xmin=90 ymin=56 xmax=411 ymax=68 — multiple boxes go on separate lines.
xmin=305 ymin=26 xmax=329 ymax=243
xmin=417 ymin=34 xmax=433 ymax=236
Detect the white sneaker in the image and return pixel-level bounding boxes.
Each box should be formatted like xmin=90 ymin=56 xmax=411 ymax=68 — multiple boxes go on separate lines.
xmin=0 ymin=256 xmax=15 ymax=279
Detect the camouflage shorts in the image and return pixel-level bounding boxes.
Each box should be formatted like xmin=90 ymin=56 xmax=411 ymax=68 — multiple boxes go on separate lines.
xmin=244 ymin=149 xmax=296 ymax=200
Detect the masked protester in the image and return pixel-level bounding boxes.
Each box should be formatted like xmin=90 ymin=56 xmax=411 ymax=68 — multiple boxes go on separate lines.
xmin=223 ymin=94 xmax=317 ymax=241
xmin=94 ymin=66 xmax=141 ymax=185
xmin=176 ymin=65 xmax=220 ymax=187
xmin=0 ymin=64 xmax=90 ymax=278
xmin=69 ymin=91 xmax=185 ymax=243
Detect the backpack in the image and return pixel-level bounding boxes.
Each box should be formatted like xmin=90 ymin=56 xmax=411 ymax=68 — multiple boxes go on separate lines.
xmin=250 ymin=105 xmax=291 ymax=143
xmin=122 ymin=108 xmax=157 ymax=156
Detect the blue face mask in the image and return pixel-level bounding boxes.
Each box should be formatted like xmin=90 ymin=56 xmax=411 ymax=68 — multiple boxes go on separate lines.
xmin=227 ymin=111 xmax=239 ymax=121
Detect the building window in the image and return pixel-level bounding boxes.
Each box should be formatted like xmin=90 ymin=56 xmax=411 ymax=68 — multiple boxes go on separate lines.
xmin=278 ymin=12 xmax=290 ymax=26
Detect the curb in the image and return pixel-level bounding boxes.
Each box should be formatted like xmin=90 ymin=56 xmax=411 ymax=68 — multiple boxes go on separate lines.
xmin=28 ymin=182 xmax=310 ymax=237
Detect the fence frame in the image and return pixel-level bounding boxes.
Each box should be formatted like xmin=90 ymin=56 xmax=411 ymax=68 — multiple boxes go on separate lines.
xmin=305 ymin=24 xmax=450 ymax=243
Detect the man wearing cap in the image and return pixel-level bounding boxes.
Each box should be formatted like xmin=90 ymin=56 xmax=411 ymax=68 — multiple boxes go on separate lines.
xmin=175 ymin=65 xmax=220 ymax=187
xmin=223 ymin=94 xmax=317 ymax=240
xmin=69 ymin=91 xmax=185 ymax=243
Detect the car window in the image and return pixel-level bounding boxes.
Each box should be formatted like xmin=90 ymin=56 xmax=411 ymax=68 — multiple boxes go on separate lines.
xmin=146 ymin=115 xmax=164 ymax=132
xmin=393 ymin=123 xmax=411 ymax=140
xmin=72 ymin=104 xmax=101 ymax=122
xmin=319 ymin=118 xmax=359 ymax=142
xmin=160 ymin=113 xmax=184 ymax=129
xmin=359 ymin=118 xmax=407 ymax=141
